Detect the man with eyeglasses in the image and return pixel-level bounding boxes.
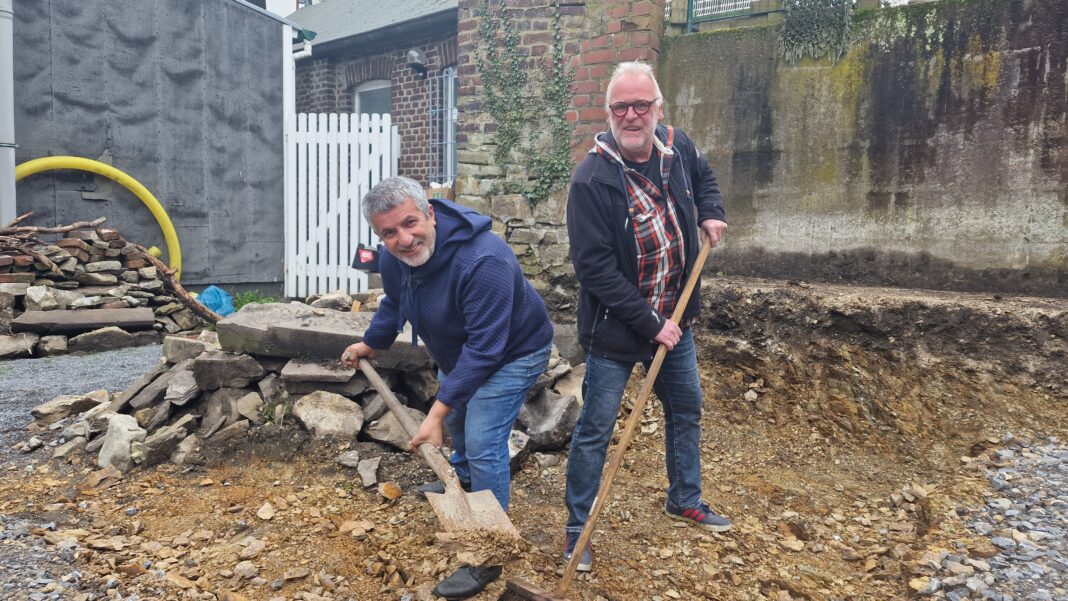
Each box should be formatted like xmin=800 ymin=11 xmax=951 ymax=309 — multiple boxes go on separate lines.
xmin=561 ymin=61 xmax=731 ymax=572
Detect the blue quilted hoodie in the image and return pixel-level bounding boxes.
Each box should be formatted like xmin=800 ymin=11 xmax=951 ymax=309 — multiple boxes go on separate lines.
xmin=361 ymin=198 xmax=553 ymax=409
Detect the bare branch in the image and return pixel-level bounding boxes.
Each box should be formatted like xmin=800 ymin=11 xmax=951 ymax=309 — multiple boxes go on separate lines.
xmin=0 ymin=216 xmax=107 ymax=236
xmin=2 ymin=212 xmax=34 ymax=229
xmin=128 ymin=243 xmax=223 ymax=324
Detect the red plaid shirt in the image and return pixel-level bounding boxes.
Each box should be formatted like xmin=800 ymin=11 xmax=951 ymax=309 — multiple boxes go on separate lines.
xmin=592 ymin=127 xmax=686 ymax=318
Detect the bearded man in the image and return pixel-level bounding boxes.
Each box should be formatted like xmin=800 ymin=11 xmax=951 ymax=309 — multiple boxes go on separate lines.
xmin=342 ymin=176 xmax=553 ymax=600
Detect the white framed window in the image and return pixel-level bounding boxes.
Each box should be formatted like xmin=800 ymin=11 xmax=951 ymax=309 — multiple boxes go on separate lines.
xmin=428 ymin=67 xmax=458 ymax=184
xmin=354 ymin=79 xmax=391 ymax=116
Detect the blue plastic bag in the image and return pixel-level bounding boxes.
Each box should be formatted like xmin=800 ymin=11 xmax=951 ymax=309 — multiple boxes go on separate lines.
xmin=198 ymin=285 xmax=235 ymax=317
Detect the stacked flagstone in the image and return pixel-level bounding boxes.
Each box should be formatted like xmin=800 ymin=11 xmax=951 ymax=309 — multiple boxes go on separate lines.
xmin=30 ymin=302 xmax=583 ymax=476
xmin=0 ymin=226 xmax=204 ymax=358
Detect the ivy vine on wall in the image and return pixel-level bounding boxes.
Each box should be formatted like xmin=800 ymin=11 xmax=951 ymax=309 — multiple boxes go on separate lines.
xmin=474 ymin=0 xmax=574 ymax=206
xmin=779 ymin=0 xmax=854 ymax=63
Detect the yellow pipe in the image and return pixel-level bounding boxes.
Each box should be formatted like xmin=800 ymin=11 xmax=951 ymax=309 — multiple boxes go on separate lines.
xmin=15 ymin=156 xmax=182 ymax=279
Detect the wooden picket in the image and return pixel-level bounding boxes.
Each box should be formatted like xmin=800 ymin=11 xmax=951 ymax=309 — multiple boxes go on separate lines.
xmin=284 ymin=113 xmax=396 ymax=298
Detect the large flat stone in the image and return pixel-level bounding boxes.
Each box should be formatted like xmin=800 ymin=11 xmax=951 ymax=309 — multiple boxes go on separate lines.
xmin=98 ymin=414 xmax=146 ymax=473
xmin=0 ymin=333 xmax=39 ymax=359
xmin=32 ymin=394 xmax=104 ymax=425
xmin=198 ymin=388 xmax=249 ymax=436
xmin=127 ymin=359 xmax=194 ymax=410
xmin=108 ymin=360 xmax=169 ymax=413
xmin=285 ymin=375 xmax=371 ymax=397
xmin=292 ymin=391 xmax=364 ymax=438
xmin=217 ymin=304 xmax=432 ymax=369
xmin=364 ymin=407 xmax=425 ymax=450
xmin=193 ymin=352 xmax=264 ymax=390
xmin=279 ymin=359 xmax=356 ymax=382
xmin=11 ymin=308 xmax=155 ymax=335
xmin=215 ymin=302 xmax=320 ymax=356
xmin=266 ymin=311 xmax=372 ymax=360
xmin=69 ymin=326 xmax=136 ymax=353
xmin=163 ymin=335 xmax=206 ymax=364
xmin=0 ymin=283 xmax=29 ymax=297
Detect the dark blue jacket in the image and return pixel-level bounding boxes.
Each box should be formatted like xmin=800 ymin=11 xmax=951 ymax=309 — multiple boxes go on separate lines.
xmin=362 ymin=198 xmax=554 ymax=409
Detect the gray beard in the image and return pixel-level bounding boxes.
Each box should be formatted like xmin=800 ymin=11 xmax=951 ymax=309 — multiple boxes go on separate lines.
xmin=397 ymin=239 xmax=435 ymax=267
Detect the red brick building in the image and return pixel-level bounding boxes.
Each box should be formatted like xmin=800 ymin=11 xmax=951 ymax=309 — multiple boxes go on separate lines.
xmin=289 ymin=0 xmax=459 ymax=186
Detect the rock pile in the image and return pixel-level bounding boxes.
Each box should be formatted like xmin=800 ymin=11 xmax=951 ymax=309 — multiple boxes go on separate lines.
xmin=29 ymin=301 xmax=583 ymax=479
xmin=1 ymin=224 xmax=204 ymax=359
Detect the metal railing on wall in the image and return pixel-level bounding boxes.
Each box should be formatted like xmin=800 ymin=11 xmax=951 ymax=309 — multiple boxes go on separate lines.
xmin=690 ymin=0 xmax=754 ymax=21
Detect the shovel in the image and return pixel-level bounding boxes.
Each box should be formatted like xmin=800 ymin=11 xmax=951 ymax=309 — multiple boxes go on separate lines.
xmin=359 ymin=359 xmax=521 ymax=539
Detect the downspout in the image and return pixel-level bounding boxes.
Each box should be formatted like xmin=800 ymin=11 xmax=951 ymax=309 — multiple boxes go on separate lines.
xmin=0 ymin=0 xmax=16 ymax=225
xmin=283 ymin=24 xmax=296 ymax=296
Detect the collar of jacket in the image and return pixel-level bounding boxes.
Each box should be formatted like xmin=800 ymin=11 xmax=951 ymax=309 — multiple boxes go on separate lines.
xmin=587 ymin=125 xmax=674 ymax=192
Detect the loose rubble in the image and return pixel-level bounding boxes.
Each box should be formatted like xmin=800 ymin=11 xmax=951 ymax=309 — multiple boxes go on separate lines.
xmin=0 ymin=277 xmax=1063 ymax=600
xmin=1 ymin=221 xmax=208 ymax=356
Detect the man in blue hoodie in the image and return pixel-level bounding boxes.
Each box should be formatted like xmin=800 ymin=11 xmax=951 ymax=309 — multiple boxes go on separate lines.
xmin=341 ymin=176 xmax=553 ymax=600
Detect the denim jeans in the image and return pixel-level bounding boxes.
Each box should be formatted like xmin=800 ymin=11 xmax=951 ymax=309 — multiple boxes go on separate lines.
xmin=565 ymin=328 xmax=704 ymax=532
xmin=442 ymin=342 xmax=552 ymax=512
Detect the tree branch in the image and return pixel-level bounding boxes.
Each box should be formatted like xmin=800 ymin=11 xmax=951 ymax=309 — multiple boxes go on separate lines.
xmin=128 ymin=243 xmax=223 ymax=324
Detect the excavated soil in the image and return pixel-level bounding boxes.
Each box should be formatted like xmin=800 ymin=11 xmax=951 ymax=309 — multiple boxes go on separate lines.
xmin=1 ymin=277 xmax=1066 ymax=601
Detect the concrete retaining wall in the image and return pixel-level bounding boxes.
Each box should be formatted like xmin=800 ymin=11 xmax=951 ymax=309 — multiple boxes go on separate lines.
xmin=659 ymin=0 xmax=1067 ymax=296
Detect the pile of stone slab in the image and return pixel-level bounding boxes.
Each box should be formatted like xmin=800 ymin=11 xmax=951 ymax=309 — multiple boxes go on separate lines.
xmin=0 ymin=226 xmax=203 ymax=358
xmin=30 ymin=301 xmax=585 ymax=476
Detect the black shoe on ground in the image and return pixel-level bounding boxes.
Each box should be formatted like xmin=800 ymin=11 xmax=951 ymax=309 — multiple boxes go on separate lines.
xmin=417 ymin=479 xmax=471 ymax=497
xmin=431 ymin=564 xmax=502 ymax=600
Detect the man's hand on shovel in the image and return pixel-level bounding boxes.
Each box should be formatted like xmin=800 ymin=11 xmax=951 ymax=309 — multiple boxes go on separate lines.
xmin=410 ymin=400 xmax=449 ymax=450
xmin=340 ymin=342 xmax=374 ymax=368
xmin=343 ymin=342 xmax=449 ymax=452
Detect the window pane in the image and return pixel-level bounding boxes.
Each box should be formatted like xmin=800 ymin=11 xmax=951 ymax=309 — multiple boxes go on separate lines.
xmin=358 ymin=88 xmax=391 ymax=115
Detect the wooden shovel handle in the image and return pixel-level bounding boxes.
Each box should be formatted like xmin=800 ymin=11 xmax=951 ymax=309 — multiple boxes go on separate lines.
xmin=558 ymin=238 xmax=712 ymax=593
xmin=358 ymin=359 xmax=463 ymax=489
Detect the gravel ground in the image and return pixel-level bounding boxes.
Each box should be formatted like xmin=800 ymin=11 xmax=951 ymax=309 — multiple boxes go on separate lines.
xmin=0 ymin=346 xmax=162 ymax=601
xmin=0 ymin=345 xmax=164 ymax=455
xmin=917 ymin=436 xmax=1068 ymax=601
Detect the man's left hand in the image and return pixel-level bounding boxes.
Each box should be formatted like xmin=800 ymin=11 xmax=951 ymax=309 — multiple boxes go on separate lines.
xmin=341 ymin=342 xmax=374 ymax=368
xmin=700 ymin=219 xmax=728 ymax=248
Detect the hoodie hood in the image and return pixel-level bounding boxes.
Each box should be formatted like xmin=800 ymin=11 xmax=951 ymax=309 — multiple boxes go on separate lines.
xmin=386 ymin=198 xmax=493 ymax=346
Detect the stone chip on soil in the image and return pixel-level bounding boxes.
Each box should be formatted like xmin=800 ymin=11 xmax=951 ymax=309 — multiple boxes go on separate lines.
xmin=257 ymin=502 xmax=277 ymax=520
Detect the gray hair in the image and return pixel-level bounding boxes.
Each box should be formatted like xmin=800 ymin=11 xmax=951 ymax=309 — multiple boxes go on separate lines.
xmin=361 ymin=176 xmax=429 ymax=222
xmin=605 ymin=61 xmax=664 ymax=110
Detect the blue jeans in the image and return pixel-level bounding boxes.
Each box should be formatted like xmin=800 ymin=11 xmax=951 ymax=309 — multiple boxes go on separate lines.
xmin=442 ymin=342 xmax=552 ymax=512
xmin=565 ymin=328 xmax=704 ymax=533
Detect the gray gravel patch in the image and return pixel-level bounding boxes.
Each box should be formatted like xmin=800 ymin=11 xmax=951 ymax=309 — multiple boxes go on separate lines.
xmin=0 ymin=345 xmax=163 ymax=456
xmin=0 ymin=345 xmax=163 ymax=600
xmin=925 ymin=436 xmax=1068 ymax=601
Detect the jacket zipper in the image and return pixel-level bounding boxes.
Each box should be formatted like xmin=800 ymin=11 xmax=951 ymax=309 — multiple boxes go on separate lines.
xmin=588 ymin=301 xmax=608 ymax=358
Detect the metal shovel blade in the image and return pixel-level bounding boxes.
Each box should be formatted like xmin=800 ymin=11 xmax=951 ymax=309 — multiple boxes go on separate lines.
xmin=357 ymin=359 xmax=520 ymax=538
xmin=426 ymin=486 xmax=520 ymax=538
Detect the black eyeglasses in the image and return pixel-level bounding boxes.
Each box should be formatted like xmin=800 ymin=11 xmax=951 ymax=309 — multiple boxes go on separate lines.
xmin=608 ymin=98 xmax=659 ymax=118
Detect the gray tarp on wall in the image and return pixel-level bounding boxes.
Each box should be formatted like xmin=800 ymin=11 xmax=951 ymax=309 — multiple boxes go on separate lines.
xmin=14 ymin=0 xmax=285 ymax=287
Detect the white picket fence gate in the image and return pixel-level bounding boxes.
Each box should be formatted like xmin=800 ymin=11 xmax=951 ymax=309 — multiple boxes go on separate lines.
xmin=284 ymin=113 xmax=398 ymax=298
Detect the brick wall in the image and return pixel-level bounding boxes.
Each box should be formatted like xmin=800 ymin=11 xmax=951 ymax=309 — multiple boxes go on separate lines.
xmin=454 ymin=0 xmax=666 ymax=283
xmin=294 ymin=31 xmax=459 ymax=185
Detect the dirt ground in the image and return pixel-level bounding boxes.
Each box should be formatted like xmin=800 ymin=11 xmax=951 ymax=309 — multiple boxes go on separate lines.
xmin=2 ymin=277 xmax=1066 ymax=601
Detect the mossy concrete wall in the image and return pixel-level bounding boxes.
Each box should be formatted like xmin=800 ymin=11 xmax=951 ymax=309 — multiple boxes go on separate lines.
xmin=660 ymin=0 xmax=1067 ymax=296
